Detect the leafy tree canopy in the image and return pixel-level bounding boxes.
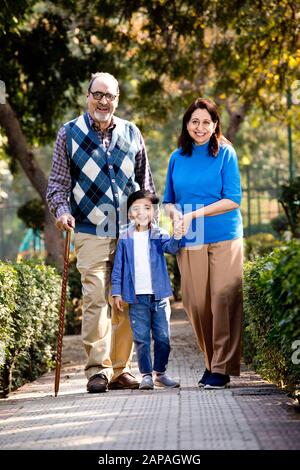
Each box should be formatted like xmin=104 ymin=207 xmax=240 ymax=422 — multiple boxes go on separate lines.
xmin=1 ymin=0 xmax=300 ymax=145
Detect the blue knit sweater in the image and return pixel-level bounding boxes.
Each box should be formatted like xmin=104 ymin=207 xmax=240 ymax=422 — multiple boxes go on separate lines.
xmin=65 ymin=112 xmax=141 ymax=237
xmin=163 ymin=142 xmax=243 ymax=246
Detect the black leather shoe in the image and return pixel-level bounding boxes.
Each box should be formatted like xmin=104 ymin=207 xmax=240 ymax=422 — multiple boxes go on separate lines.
xmin=87 ymin=373 xmax=108 ymax=393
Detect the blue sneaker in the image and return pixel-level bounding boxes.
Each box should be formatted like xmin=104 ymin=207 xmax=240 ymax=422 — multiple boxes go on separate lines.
xmin=204 ymin=373 xmax=230 ymax=389
xmin=154 ymin=374 xmax=180 ymax=388
xmin=139 ymin=375 xmax=154 ymax=390
xmin=198 ymin=368 xmax=211 ymax=388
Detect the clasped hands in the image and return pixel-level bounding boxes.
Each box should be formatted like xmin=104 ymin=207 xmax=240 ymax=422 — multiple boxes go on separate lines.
xmin=172 ymin=211 xmax=193 ymax=239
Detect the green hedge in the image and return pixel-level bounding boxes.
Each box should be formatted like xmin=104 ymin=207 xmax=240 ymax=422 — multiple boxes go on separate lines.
xmin=0 ymin=260 xmax=61 ymax=397
xmin=243 ymin=241 xmax=300 ymax=399
xmin=65 ymin=256 xmax=82 ymax=335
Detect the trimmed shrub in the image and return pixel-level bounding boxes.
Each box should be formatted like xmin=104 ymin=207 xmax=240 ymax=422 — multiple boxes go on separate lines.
xmin=243 ymin=241 xmax=300 ymax=398
xmin=65 ymin=256 xmax=82 ymax=335
xmin=0 ymin=260 xmax=61 ymax=397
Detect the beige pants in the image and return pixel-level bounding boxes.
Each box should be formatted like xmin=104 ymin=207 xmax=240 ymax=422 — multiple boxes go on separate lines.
xmin=177 ymin=238 xmax=243 ymax=376
xmin=74 ymin=233 xmax=134 ymax=381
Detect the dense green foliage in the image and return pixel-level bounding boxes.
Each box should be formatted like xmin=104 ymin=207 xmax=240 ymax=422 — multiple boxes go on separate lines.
xmin=0 ymin=260 xmax=61 ymax=397
xmin=65 ymin=256 xmax=82 ymax=335
xmin=243 ymin=241 xmax=300 ymax=396
xmin=1 ymin=0 xmax=299 ymax=147
xmin=17 ymin=198 xmax=45 ymax=229
xmin=279 ymin=177 xmax=300 ymax=238
xmin=0 ymin=1 xmax=118 ymax=144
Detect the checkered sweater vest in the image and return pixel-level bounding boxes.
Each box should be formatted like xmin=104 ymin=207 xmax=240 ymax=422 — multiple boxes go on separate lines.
xmin=65 ymin=113 xmax=140 ymax=237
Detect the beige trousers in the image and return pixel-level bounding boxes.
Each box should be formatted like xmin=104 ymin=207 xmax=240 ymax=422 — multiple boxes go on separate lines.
xmin=177 ymin=238 xmax=243 ymax=376
xmin=74 ymin=233 xmax=134 ymax=381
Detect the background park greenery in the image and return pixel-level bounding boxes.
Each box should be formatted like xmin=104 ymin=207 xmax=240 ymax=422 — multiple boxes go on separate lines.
xmin=0 ymin=1 xmax=300 ymax=397
xmin=0 ymin=0 xmax=300 ymax=262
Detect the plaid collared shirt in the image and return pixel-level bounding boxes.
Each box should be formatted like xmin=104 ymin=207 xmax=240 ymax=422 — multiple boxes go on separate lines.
xmin=47 ymin=113 xmax=155 ymax=218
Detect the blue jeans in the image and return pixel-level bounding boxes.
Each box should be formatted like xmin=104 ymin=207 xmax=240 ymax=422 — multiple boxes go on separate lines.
xmin=129 ymin=295 xmax=171 ymax=374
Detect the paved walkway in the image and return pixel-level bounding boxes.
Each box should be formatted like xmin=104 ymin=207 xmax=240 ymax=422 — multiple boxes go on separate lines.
xmin=0 ymin=304 xmax=300 ymax=451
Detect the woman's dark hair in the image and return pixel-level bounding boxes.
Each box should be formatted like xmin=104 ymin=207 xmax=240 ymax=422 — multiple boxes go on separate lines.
xmin=178 ymin=98 xmax=224 ymax=157
xmin=127 ymin=190 xmax=159 ymax=214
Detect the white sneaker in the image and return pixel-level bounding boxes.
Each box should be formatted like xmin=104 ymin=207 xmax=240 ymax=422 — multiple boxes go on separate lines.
xmin=139 ymin=375 xmax=154 ymax=390
xmin=154 ymin=374 xmax=180 ymax=388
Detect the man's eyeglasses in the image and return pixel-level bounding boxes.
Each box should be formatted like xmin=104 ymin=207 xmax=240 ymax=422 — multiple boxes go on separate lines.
xmin=89 ymin=91 xmax=118 ymax=102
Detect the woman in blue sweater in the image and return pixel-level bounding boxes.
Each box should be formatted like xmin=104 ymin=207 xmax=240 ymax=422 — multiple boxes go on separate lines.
xmin=164 ymin=98 xmax=243 ymax=389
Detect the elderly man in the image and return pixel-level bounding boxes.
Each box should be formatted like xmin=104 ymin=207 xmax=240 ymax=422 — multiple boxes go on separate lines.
xmin=47 ymin=72 xmax=155 ymax=393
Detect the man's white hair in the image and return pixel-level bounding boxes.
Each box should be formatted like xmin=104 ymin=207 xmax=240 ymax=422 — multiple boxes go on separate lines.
xmin=88 ymin=72 xmax=119 ymax=94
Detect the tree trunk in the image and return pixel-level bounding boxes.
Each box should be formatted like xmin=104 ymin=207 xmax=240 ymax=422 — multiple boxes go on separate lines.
xmin=225 ymin=101 xmax=251 ymax=143
xmin=0 ymin=101 xmax=64 ymax=266
xmin=44 ymin=210 xmax=64 ymax=267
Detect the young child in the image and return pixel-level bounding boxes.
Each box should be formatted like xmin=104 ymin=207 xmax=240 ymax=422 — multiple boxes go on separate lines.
xmin=111 ymin=190 xmax=183 ymax=390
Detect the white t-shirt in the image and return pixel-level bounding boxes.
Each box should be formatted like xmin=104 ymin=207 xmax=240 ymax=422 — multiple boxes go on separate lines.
xmin=133 ymin=230 xmax=153 ymax=294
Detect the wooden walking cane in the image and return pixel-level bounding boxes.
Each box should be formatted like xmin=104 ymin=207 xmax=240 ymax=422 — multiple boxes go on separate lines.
xmin=54 ymin=230 xmax=71 ymax=397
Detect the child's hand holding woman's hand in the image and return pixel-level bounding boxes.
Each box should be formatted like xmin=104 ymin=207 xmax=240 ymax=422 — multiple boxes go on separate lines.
xmin=173 ymin=219 xmax=185 ymax=240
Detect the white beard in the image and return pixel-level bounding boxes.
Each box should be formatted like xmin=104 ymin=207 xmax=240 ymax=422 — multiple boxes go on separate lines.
xmin=94 ymin=110 xmax=110 ymax=122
